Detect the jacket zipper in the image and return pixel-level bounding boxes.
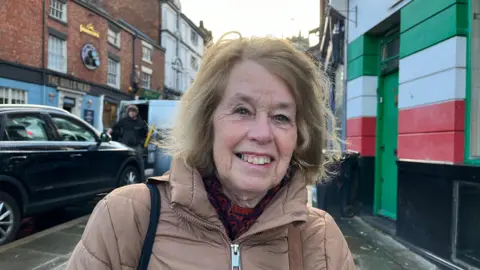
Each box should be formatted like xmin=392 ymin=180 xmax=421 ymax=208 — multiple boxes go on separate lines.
xmin=231 ymin=244 xmax=241 ymax=270
xmin=173 ymin=205 xmax=243 ymax=269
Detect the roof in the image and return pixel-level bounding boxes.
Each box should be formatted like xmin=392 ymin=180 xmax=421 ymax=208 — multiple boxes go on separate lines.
xmin=0 ymin=105 xmax=69 ymax=114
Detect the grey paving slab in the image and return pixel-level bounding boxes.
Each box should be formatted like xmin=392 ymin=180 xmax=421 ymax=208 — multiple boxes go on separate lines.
xmin=61 ymin=223 xmax=87 ymax=235
xmin=0 ymin=248 xmax=58 ymax=270
xmin=19 ymin=231 xmax=81 ymax=256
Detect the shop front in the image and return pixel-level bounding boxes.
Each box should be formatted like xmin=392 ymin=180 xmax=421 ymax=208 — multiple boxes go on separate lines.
xmin=344 ymin=0 xmax=480 ymax=268
xmin=90 ymin=85 xmax=133 ymax=130
xmin=47 ymin=73 xmax=101 ymax=129
xmin=0 ymin=61 xmax=58 ymax=107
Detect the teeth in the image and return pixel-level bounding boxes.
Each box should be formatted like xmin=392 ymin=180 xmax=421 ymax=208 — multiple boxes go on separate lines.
xmin=239 ymin=154 xmax=271 ymax=165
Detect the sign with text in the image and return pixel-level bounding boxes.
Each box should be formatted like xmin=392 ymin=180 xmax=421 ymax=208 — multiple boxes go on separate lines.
xmin=48 ymin=75 xmax=91 ymax=93
xmin=80 ymin=24 xmax=100 ymax=38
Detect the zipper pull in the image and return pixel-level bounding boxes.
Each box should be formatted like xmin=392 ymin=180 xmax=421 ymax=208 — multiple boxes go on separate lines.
xmin=231 ymin=244 xmax=241 ymax=270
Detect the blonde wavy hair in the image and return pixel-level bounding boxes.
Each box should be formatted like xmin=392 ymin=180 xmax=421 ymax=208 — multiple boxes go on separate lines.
xmin=163 ymin=32 xmax=339 ymax=185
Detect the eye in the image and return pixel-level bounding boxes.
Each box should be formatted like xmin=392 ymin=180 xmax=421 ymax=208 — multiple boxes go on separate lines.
xmin=233 ymin=107 xmax=251 ymax=115
xmin=273 ymin=114 xmax=291 ymax=123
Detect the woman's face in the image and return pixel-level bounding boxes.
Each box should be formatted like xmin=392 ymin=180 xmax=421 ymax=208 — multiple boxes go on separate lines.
xmin=212 ymin=60 xmax=297 ymax=197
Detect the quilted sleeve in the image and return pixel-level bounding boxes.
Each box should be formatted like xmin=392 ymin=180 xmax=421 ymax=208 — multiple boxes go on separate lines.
xmin=66 ymin=199 xmax=119 ymax=270
xmin=302 ymin=208 xmax=356 ymax=270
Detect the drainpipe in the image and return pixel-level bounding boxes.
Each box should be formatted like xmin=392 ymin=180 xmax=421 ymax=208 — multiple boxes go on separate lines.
xmin=132 ymin=32 xmax=137 ymax=99
xmin=42 ymin=0 xmax=47 ymax=105
xmin=175 ymin=10 xmax=180 ymax=92
xmin=320 ymin=0 xmax=325 ymax=45
xmin=340 ymin=0 xmax=350 ymax=152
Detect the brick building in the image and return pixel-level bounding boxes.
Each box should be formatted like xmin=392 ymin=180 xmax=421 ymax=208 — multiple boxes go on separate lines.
xmin=0 ymin=0 xmax=165 ymax=130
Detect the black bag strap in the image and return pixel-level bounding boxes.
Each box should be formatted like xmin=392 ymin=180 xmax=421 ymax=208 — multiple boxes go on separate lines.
xmin=137 ymin=183 xmax=161 ymax=270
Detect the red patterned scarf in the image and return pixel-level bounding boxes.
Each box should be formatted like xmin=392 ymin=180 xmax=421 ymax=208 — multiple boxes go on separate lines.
xmin=203 ymin=171 xmax=292 ymax=240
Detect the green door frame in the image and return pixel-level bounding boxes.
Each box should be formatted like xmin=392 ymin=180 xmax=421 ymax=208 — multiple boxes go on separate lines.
xmin=374 ymin=31 xmax=400 ymax=220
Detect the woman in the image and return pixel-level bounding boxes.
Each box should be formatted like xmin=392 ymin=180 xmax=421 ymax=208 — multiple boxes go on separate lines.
xmin=67 ymin=33 xmax=355 ymax=270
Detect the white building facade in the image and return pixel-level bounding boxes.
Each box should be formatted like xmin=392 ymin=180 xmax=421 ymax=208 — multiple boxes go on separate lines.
xmin=160 ymin=0 xmax=205 ymax=97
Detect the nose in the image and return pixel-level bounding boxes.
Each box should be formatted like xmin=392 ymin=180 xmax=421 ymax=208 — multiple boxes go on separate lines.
xmin=247 ymin=113 xmax=273 ymax=144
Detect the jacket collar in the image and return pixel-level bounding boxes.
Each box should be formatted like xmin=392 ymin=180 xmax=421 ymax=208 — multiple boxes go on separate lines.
xmin=155 ymin=158 xmax=310 ymax=239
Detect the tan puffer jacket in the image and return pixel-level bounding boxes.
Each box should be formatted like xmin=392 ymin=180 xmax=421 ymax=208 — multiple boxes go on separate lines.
xmin=67 ymin=158 xmax=356 ymax=270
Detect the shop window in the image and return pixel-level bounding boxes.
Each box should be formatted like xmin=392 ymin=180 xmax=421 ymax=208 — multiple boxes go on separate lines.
xmin=51 ymin=116 xmax=96 ymax=142
xmin=0 ymin=88 xmax=28 ymax=104
xmin=102 ymin=102 xmax=117 ymax=129
xmin=48 ymin=35 xmax=67 ymax=73
xmin=469 ymin=0 xmax=480 ymax=159
xmin=49 ymin=0 xmax=67 ymax=22
xmin=3 ymin=115 xmax=49 ymax=141
xmin=107 ymin=58 xmax=120 ymax=89
xmin=142 ymin=41 xmax=153 ymax=63
xmin=108 ymin=28 xmax=121 ymax=48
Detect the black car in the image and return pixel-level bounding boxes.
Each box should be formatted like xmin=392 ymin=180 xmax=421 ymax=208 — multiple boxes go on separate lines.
xmin=0 ymin=105 xmax=143 ymax=245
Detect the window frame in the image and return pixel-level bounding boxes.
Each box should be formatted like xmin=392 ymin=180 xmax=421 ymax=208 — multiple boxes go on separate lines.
xmin=48 ymin=35 xmax=67 ymax=73
xmin=190 ymin=29 xmax=198 ymax=46
xmin=190 ymin=55 xmax=198 ymax=71
xmin=142 ymin=41 xmax=153 ymax=63
xmin=49 ymin=0 xmax=67 ymax=22
xmin=0 ymin=88 xmax=28 ymax=104
xmin=107 ymin=57 xmax=121 ymax=89
xmin=466 ymin=0 xmax=480 ymax=164
xmin=107 ymin=28 xmax=121 ymax=48
xmin=49 ymin=113 xmax=99 ymax=142
xmin=141 ymin=66 xmax=153 ymax=89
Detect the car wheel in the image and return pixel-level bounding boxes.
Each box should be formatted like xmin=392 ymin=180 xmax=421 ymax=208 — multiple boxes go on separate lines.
xmin=119 ymin=166 xmax=140 ymax=186
xmin=0 ymin=192 xmax=21 ymax=245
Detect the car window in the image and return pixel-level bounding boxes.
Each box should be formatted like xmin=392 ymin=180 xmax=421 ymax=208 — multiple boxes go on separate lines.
xmin=3 ymin=115 xmax=49 ymax=141
xmin=51 ymin=116 xmax=96 ymax=142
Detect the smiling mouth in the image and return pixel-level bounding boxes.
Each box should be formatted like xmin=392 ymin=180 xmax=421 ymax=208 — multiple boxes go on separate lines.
xmin=235 ymin=153 xmax=273 ymax=165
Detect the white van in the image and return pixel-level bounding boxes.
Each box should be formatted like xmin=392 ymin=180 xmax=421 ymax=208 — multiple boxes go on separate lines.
xmin=117 ymin=99 xmax=179 ymax=169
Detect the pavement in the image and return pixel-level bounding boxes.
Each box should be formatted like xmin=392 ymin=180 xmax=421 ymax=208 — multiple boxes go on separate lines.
xmin=0 ymin=213 xmax=442 ymax=270
xmin=337 ymin=217 xmax=440 ymax=270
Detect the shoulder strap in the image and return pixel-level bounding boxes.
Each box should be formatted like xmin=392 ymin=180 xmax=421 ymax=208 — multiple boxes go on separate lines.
xmin=288 ymin=224 xmax=304 ymax=270
xmin=138 ymin=183 xmax=161 ymax=270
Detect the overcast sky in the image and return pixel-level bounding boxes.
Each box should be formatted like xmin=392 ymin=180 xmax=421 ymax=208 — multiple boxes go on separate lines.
xmin=179 ymin=0 xmax=320 ymax=45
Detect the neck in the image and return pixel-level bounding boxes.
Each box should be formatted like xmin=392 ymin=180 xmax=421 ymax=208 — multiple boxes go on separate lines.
xmin=222 ymin=187 xmax=266 ymax=208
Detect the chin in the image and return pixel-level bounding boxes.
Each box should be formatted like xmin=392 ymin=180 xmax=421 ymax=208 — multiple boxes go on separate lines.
xmin=231 ymin=174 xmax=279 ymax=194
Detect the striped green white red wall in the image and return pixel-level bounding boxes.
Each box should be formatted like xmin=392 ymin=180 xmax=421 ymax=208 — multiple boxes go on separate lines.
xmin=397 ymin=0 xmax=467 ymax=163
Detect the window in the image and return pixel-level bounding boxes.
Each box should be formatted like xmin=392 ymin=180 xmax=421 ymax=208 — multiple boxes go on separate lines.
xmin=51 ymin=116 xmax=96 ymax=142
xmin=142 ymin=73 xmax=152 ymax=89
xmin=469 ymin=0 xmax=480 ymax=159
xmin=107 ymin=58 xmax=120 ymax=89
xmin=0 ymin=88 xmax=28 ymax=104
xmin=49 ymin=0 xmax=67 ymax=22
xmin=108 ymin=28 xmax=121 ymax=48
xmin=142 ymin=41 xmax=153 ymax=63
xmin=48 ymin=35 xmax=67 ymax=73
xmin=3 ymin=115 xmax=49 ymax=141
xmin=191 ymin=30 xmax=198 ymax=46
xmin=141 ymin=66 xmax=152 ymax=89
xmin=190 ymin=56 xmax=198 ymax=70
